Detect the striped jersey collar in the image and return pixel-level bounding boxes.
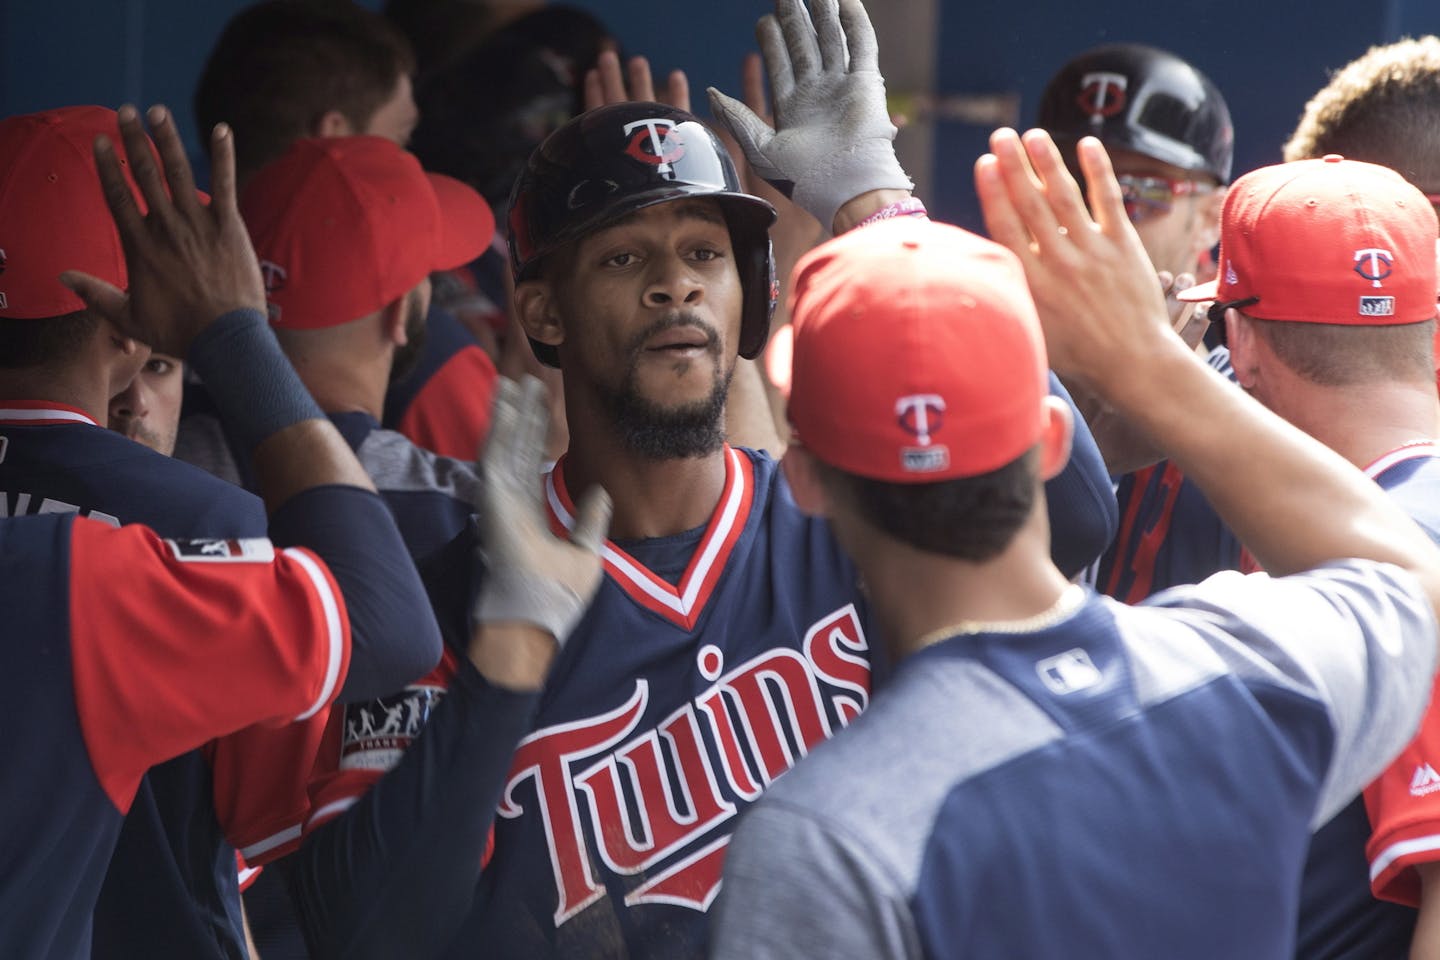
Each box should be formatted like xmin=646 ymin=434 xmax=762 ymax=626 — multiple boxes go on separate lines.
xmin=1365 ymin=440 xmax=1438 ymax=480
xmin=0 ymin=401 xmax=97 ymax=426
xmin=545 ymin=445 xmax=755 ymax=631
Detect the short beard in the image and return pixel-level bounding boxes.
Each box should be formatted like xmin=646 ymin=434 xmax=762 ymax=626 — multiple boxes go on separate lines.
xmin=599 ymin=312 xmax=732 ymax=461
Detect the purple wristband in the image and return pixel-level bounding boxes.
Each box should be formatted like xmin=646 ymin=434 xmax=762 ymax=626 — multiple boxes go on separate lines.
xmin=855 ymin=198 xmax=929 ymax=230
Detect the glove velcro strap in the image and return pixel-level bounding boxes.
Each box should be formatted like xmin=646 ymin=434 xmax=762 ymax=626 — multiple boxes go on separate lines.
xmin=474 ymin=567 xmax=587 ymax=648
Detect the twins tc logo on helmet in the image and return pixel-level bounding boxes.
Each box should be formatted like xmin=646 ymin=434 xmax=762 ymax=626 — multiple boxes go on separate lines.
xmin=623 ymin=118 xmax=686 ymax=175
xmin=896 ymin=394 xmax=950 ymax=474
xmin=1077 ymin=72 xmax=1128 ymax=123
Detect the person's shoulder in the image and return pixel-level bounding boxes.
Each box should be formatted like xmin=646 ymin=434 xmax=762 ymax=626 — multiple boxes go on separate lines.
xmin=356 ymin=427 xmax=481 ymax=502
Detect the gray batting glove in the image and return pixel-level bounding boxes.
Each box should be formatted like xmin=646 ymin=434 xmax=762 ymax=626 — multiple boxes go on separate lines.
xmin=472 ymin=376 xmax=611 ymax=647
xmin=707 ymin=0 xmax=912 ymax=233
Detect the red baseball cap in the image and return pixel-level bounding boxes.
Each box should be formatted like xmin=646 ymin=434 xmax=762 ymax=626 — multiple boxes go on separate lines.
xmin=1179 ymin=155 xmax=1438 ymax=325
xmin=788 ymin=218 xmax=1049 ymax=482
xmin=0 ymin=106 xmax=153 ymax=320
xmin=241 ymin=136 xmax=495 ymax=329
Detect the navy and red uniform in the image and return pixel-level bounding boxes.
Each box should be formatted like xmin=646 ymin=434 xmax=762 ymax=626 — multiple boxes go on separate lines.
xmin=1288 ymin=443 xmax=1440 ymax=959
xmin=382 ymin=304 xmax=499 ymax=461
xmin=0 ymin=513 xmax=349 ymax=960
xmin=0 ymin=401 xmax=439 ymax=958
xmin=1093 ymin=348 xmax=1242 ymax=601
xmin=712 ymin=561 xmax=1437 ymax=960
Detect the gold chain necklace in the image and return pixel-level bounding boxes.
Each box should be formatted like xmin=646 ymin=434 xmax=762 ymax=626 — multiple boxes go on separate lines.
xmin=913 ymin=583 xmax=1086 ymax=648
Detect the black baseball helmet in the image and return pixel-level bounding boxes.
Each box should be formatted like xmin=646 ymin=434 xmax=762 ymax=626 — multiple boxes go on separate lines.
xmin=508 ymin=101 xmax=778 ymax=367
xmin=1037 ymin=44 xmax=1234 ymax=184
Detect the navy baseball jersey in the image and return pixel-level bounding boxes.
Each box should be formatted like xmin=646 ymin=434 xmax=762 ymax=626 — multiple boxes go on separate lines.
xmin=1287 ymin=443 xmax=1440 ymax=958
xmin=712 ymin=563 xmax=1438 ymax=960
xmin=0 ymin=513 xmax=349 ymax=960
xmin=0 ymin=402 xmax=292 ymax=956
xmin=1093 ymin=348 xmax=1242 ymax=601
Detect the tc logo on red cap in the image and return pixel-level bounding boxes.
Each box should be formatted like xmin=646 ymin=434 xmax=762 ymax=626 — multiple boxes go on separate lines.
xmin=623 ymin=119 xmax=686 ymax=175
xmin=1077 ymin=72 xmax=1128 ymax=122
xmin=1354 ymin=248 xmax=1394 ymax=288
xmin=259 ymin=260 xmax=288 ymax=294
xmin=896 ymin=394 xmax=950 ymax=474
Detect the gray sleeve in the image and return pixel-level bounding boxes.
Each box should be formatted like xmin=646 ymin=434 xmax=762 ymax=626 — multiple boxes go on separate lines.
xmin=1144 ymin=559 xmax=1438 ymax=826
xmin=711 ymin=800 xmax=919 ymax=960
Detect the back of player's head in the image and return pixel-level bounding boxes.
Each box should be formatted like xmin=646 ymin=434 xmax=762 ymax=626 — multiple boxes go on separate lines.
xmin=1284 ymin=37 xmax=1440 ymax=198
xmin=409 ymin=5 xmax=615 ymax=210
xmin=786 ymin=218 xmax=1053 ymax=561
xmin=507 ymin=101 xmax=777 ymax=367
xmin=1178 ymin=156 xmax=1438 ymax=384
xmin=0 ymin=106 xmax=154 ymax=368
xmin=1038 ymin=43 xmax=1234 ymax=184
xmin=241 ymin=136 xmax=493 ymax=330
xmin=194 ymin=0 xmax=416 ymax=183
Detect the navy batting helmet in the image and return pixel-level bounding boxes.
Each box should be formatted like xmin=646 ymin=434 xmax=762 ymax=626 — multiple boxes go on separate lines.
xmin=1037 ymin=44 xmax=1234 ymax=184
xmin=508 ymin=101 xmax=778 ymax=367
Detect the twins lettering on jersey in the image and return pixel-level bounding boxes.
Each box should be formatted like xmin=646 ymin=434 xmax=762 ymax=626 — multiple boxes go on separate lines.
xmin=500 ymin=603 xmax=871 ymax=926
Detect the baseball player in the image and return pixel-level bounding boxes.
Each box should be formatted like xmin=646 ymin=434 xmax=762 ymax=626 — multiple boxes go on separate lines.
xmin=1166 ymin=154 xmax=1440 ymax=956
xmin=269 ymin=2 xmax=1114 ymax=956
xmin=1036 ymin=44 xmax=1243 ymax=602
xmin=187 ymin=0 xmax=499 ymax=466
xmin=0 ymin=98 xmax=455 ymax=960
xmin=1277 ymin=37 xmax=1440 ymax=959
xmin=710 ymin=133 xmax=1440 ymax=960
xmin=0 ymin=105 xmax=444 ymax=959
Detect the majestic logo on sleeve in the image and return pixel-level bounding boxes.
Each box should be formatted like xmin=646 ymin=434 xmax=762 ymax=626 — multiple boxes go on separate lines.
xmin=896 ymin=394 xmax=949 ymax=474
xmin=1077 ymin=72 xmax=1128 ymax=122
xmin=499 ymin=604 xmax=870 ymax=926
xmin=623 ymin=119 xmax=686 ymax=175
xmin=1411 ymin=763 xmax=1440 ymax=797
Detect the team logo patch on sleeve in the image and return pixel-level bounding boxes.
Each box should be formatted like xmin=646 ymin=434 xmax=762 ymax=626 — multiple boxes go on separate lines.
xmin=341 ymin=686 xmax=446 ymax=771
xmin=165 ymin=538 xmax=276 ymax=563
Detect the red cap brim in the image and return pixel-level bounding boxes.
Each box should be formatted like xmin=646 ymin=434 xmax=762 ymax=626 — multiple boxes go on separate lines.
xmin=427 ymin=172 xmax=495 ymax=272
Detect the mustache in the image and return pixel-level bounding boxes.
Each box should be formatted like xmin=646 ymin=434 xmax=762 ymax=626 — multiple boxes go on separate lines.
xmin=624 ymin=312 xmax=721 ymax=356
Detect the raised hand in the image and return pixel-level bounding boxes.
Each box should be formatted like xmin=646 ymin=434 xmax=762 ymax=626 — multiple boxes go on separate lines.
xmin=472 ymin=376 xmax=610 ymax=646
xmin=707 ymin=0 xmax=911 ymax=233
xmin=583 ymin=49 xmax=691 ymax=113
xmin=61 ymin=104 xmax=265 ymax=358
xmin=975 ymin=128 xmax=1175 ymax=397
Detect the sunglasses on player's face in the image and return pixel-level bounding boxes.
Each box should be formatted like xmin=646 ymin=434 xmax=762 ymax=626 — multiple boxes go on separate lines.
xmin=1115 ymin=174 xmax=1217 ymax=224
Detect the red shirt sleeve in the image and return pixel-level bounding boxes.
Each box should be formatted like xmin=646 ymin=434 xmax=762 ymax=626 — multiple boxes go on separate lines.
xmin=206 ymin=710 xmax=334 ymax=865
xmin=396 ymin=345 xmax=497 ymax=460
xmin=68 ymin=519 xmax=352 ymax=813
xmin=1365 ymin=673 xmax=1440 ymax=906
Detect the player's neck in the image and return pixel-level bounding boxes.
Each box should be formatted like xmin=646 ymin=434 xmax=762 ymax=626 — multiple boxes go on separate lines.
xmin=1275 ymin=379 xmax=1440 ymax=471
xmin=560 ymin=439 xmax=728 ymax=541
xmin=279 ymin=344 xmax=388 ymax=422
xmin=0 ymin=367 xmax=108 ymax=424
xmin=855 ymin=506 xmax=1074 ymax=662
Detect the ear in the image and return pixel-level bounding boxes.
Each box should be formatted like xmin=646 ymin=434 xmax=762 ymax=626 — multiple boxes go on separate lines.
xmin=1194 ymin=185 xmax=1226 ymax=255
xmin=313 ymin=109 xmax=356 ymax=138
xmin=381 ymin=297 xmax=408 ymax=346
xmin=781 ymin=445 xmax=831 ymax=518
xmin=1037 ymin=395 xmax=1074 ymax=481
xmin=513 ymin=280 xmax=565 ymax=353
xmin=1225 ymin=308 xmax=1259 ymax=389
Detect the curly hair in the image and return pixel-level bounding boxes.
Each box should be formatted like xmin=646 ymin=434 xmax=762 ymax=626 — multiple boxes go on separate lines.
xmin=1284 ymin=37 xmax=1440 ymax=194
